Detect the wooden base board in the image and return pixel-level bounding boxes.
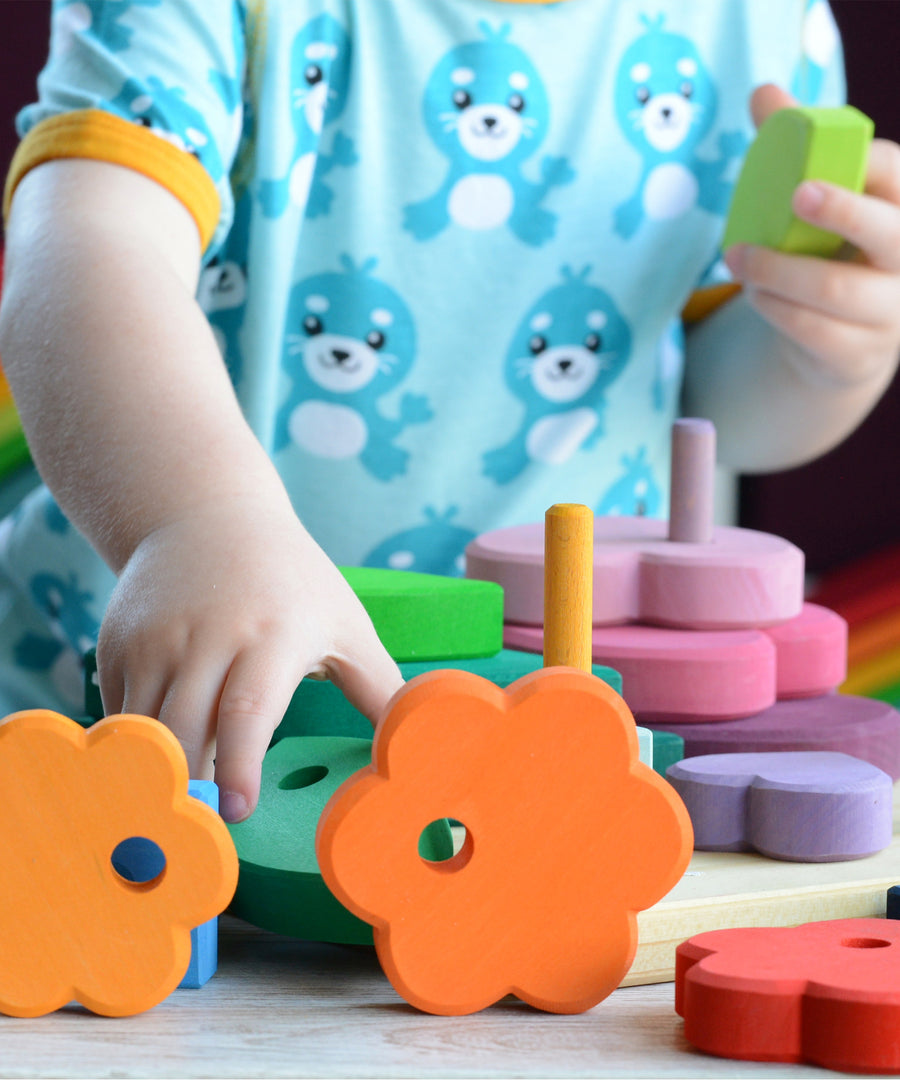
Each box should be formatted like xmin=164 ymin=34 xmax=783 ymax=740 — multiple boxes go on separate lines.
xmin=624 ymin=779 xmax=900 ymax=986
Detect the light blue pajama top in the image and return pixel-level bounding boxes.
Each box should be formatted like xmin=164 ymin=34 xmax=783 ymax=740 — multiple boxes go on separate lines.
xmin=0 ymin=0 xmax=843 ymax=712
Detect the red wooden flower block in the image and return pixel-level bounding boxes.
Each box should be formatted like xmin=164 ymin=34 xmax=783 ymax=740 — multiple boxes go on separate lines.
xmin=676 ymin=919 xmax=900 ymax=1072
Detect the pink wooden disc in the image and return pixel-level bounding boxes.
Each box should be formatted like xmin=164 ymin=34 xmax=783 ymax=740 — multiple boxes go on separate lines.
xmin=648 ymin=694 xmax=900 ymax=780
xmin=504 ymin=621 xmax=776 ymax=722
xmin=503 ymin=603 xmax=847 ymax=722
xmin=764 ymin=602 xmax=847 ymax=699
xmin=466 ymin=516 xmax=804 ymax=630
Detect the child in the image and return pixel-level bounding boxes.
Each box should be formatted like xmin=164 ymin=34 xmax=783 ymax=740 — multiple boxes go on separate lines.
xmin=1 ymin=0 xmax=898 ymax=822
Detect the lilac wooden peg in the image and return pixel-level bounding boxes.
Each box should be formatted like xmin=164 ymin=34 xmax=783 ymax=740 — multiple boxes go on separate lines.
xmin=668 ymin=418 xmax=716 ymax=544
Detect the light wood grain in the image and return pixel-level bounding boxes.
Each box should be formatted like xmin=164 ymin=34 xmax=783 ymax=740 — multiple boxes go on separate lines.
xmin=3 ymin=792 xmax=896 ymax=1075
xmin=543 ymin=503 xmax=593 ymax=671
xmin=626 ymin=780 xmax=900 ymax=985
xmin=0 ymin=915 xmax=845 ymax=1079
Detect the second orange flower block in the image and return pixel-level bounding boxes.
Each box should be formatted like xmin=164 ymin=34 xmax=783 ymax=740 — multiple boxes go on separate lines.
xmin=317 ymin=666 xmax=693 ymax=1015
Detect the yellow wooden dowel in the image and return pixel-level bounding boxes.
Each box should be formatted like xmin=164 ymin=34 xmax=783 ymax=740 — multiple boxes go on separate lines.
xmin=543 ymin=503 xmax=594 ymax=672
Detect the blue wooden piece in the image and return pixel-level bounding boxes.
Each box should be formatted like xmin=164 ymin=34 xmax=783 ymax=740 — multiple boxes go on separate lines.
xmin=110 ymin=778 xmax=220 ymax=989
xmin=888 ymin=885 xmax=900 ymax=920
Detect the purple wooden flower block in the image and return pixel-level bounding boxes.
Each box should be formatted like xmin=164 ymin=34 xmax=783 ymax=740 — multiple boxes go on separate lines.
xmin=667 ymin=751 xmax=893 ymax=862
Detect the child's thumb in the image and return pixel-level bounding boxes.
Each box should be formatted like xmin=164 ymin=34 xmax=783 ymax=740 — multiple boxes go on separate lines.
xmin=750 ymin=83 xmax=798 ymax=131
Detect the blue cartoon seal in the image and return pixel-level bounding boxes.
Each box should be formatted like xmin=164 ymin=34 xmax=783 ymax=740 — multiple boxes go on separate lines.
xmin=612 ymin=14 xmax=746 ymax=239
xmin=597 ymin=447 xmax=662 ymax=518
xmin=13 ymin=570 xmax=100 ymax=707
xmin=275 ymin=256 xmax=431 ymax=481
xmin=404 ymin=21 xmax=574 ymax=246
xmin=653 ymin=318 xmax=685 ymax=412
xmin=363 ymin=507 xmax=477 ymax=577
xmin=198 ymin=192 xmax=252 ymax=386
xmin=107 ymin=75 xmax=225 ymax=183
xmin=55 ymin=0 xmax=161 ymax=54
xmin=258 ymin=13 xmax=356 ymax=219
xmin=208 ymin=2 xmax=244 ymax=117
xmin=791 ymin=0 xmax=840 ymax=104
xmin=483 ymin=266 xmax=631 ymax=485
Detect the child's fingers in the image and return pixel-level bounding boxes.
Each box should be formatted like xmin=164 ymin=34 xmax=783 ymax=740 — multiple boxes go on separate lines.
xmin=154 ymin=653 xmax=230 ymax=781
xmin=212 ymin=645 xmax=306 ymax=823
xmin=96 ymin=649 xmax=125 ymax=717
xmin=749 ymin=83 xmax=796 ymax=129
xmin=327 ymin=626 xmax=405 ymax=730
xmin=792 ymin=179 xmax=900 ymax=273
xmin=863 ymin=139 xmax=900 ymax=208
xmin=743 ymin=286 xmax=890 ymax=385
xmin=725 ymin=244 xmax=898 ymax=329
xmin=119 ymin=674 xmax=170 ymax=728
xmin=100 ymin=634 xmax=173 ymax=725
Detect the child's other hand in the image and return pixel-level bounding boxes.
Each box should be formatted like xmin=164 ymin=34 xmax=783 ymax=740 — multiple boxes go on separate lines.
xmin=96 ymin=498 xmax=403 ymax=822
xmin=724 ymin=84 xmax=900 ymax=389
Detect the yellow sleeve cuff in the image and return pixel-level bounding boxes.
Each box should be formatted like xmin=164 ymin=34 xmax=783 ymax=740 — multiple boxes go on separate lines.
xmin=3 ymin=109 xmax=221 ymax=252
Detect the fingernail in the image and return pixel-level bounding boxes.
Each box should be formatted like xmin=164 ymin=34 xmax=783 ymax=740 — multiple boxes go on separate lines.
xmin=724 ymin=244 xmax=747 ymax=278
xmin=794 ymin=181 xmax=826 ymax=217
xmin=220 ymin=790 xmax=249 ymax=823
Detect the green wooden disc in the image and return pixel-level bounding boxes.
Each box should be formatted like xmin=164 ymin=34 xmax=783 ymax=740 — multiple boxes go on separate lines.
xmin=227 ymin=736 xmax=452 ymax=944
xmin=650 ymin=730 xmax=684 ymax=778
xmin=275 ymin=649 xmax=623 ymax=742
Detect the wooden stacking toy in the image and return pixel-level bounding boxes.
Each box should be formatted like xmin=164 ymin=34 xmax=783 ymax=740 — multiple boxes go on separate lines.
xmin=676 ymin=919 xmax=900 ymax=1072
xmin=0 ymin=711 xmax=238 ymax=1017
xmin=504 ymin=601 xmax=847 ymax=722
xmin=467 ymin=420 xmax=804 ymax=630
xmin=317 ymin=504 xmax=693 ymax=1015
xmin=666 ymin=751 xmax=893 ymax=862
xmin=650 ymin=694 xmax=900 ymax=781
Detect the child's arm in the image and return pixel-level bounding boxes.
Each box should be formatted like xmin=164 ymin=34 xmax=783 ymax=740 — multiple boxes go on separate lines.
xmin=0 ymin=158 xmax=403 ymax=821
xmin=684 ymin=85 xmax=900 ymax=471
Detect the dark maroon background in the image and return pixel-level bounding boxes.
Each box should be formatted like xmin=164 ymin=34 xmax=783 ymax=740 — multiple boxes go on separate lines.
xmin=1 ymin=1 xmax=898 ymax=574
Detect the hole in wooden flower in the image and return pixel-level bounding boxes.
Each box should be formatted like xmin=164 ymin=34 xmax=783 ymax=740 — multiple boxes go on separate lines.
xmin=278 ymin=765 xmax=329 ymax=790
xmin=111 ymin=837 xmax=166 ymax=886
xmin=840 ymin=937 xmax=891 ymax=949
xmin=419 ymin=820 xmax=473 ymax=872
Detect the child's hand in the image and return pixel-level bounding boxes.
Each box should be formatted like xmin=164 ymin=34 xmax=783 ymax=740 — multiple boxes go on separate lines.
xmin=724 ymin=84 xmax=900 ymax=390
xmin=96 ymin=497 xmax=404 ymax=822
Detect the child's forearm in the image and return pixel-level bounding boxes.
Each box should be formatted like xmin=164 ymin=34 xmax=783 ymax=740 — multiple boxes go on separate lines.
xmin=683 ymin=292 xmax=898 ymax=473
xmin=0 ymin=159 xmax=290 ymax=571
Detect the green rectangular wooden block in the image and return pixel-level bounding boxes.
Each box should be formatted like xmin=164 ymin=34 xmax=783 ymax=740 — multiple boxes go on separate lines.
xmin=723 ymin=105 xmax=873 ymax=257
xmin=339 ymin=566 xmax=504 ymax=661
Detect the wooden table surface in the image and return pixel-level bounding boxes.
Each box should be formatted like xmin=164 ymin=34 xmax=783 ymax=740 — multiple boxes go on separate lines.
xmin=1 ymin=916 xmax=845 ymax=1079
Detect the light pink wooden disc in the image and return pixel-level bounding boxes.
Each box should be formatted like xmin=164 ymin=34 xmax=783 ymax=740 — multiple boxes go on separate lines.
xmin=466 ymin=516 xmax=804 ymax=630
xmin=763 ymin=602 xmax=847 ymax=699
xmin=504 ymin=621 xmax=776 ymax=722
xmin=504 ymin=602 xmax=848 ymax=722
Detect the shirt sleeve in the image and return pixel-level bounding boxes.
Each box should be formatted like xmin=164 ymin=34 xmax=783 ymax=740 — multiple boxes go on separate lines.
xmin=3 ymin=0 xmax=246 ymax=258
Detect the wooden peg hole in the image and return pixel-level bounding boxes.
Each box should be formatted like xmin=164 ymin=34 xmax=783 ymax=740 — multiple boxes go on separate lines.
xmin=110 ymin=837 xmax=167 ymax=886
xmin=840 ymin=937 xmax=891 ymax=949
xmin=419 ymin=821 xmax=473 ymax=871
xmin=278 ymin=765 xmax=329 ymax=790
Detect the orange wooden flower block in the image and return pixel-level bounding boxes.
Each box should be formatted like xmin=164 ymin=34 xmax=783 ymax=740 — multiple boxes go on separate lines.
xmin=317 ymin=667 xmax=693 ymax=1015
xmin=0 ymin=710 xmax=239 ymax=1017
